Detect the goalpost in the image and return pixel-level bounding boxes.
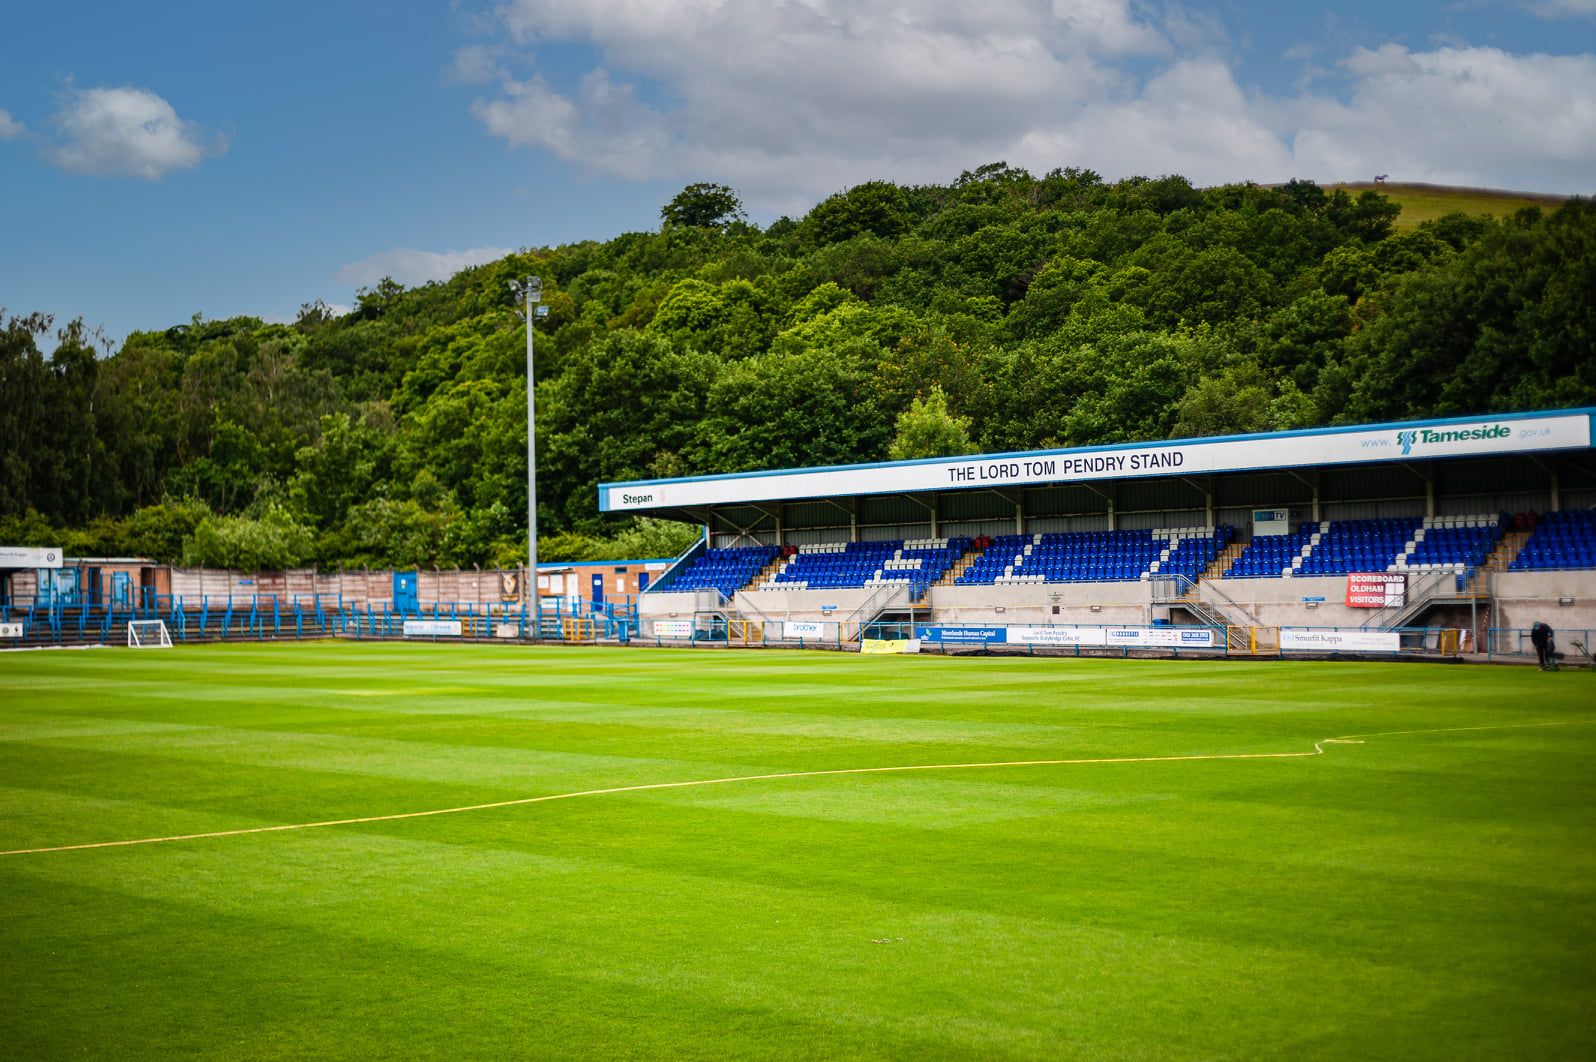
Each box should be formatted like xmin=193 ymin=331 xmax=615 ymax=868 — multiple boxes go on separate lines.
xmin=127 ymin=619 xmax=174 ymax=649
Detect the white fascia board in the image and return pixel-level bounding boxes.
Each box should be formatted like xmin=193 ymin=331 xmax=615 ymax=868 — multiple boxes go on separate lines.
xmin=600 ymin=411 xmax=1593 ymax=513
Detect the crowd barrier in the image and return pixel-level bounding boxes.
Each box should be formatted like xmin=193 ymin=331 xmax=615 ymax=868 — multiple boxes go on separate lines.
xmin=0 ymin=593 xmax=640 ymax=648
xmin=635 ymin=620 xmax=1511 ymax=659
xmin=3 ymin=599 xmax=1581 ymax=667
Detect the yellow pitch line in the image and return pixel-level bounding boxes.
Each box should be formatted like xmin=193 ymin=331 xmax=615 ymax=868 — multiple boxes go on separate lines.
xmin=0 ymin=721 xmax=1584 ymax=858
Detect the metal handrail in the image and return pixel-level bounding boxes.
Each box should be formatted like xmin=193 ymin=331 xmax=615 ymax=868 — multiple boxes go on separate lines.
xmin=1358 ymin=567 xmax=1479 ymax=629
xmin=840 ymin=583 xmax=907 ymax=641
xmin=644 ymin=536 xmax=709 ymax=594
xmin=1153 ymin=574 xmax=1250 ymax=628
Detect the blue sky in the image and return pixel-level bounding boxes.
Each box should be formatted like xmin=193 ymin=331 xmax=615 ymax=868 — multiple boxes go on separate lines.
xmin=2 ymin=1 xmax=1592 ymax=344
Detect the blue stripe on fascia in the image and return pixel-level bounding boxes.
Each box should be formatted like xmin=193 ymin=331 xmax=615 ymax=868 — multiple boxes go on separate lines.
xmin=596 ymin=406 xmax=1596 ymax=495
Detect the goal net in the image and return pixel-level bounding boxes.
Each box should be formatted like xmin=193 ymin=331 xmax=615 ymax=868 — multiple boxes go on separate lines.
xmin=127 ymin=619 xmax=174 ymax=649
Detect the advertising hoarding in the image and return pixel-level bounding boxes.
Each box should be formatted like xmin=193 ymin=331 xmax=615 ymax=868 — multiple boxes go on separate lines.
xmin=0 ymin=546 xmax=63 ymax=569
xmin=1346 ymin=573 xmax=1406 ymax=608
xmin=402 ymin=620 xmax=462 ymax=637
xmin=1280 ymin=629 xmax=1401 ymax=652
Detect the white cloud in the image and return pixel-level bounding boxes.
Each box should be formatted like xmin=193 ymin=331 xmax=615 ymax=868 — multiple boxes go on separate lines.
xmin=0 ymin=109 xmax=25 ymax=140
xmin=336 ymin=247 xmax=514 ymax=289
xmin=465 ymin=1 xmax=1596 ymax=201
xmin=48 ymin=86 xmax=223 ymax=178
xmin=1285 ymin=46 xmax=1596 ymax=191
xmin=1520 ymin=0 xmax=1596 ymax=17
xmin=448 ymin=44 xmax=510 ymax=85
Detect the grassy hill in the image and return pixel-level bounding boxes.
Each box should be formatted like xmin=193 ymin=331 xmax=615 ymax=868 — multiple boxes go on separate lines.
xmin=1329 ymin=182 xmax=1570 ymax=228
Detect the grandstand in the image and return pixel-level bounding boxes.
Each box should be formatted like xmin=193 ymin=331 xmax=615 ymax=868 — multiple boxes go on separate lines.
xmin=1511 ymin=509 xmax=1596 ymax=570
xmin=5 ymin=408 xmax=1594 ymax=657
xmin=613 ymin=408 xmax=1596 ymax=648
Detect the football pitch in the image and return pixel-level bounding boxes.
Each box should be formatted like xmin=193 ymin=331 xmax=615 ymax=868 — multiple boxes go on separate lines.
xmin=2 ymin=643 xmax=1594 ymax=1060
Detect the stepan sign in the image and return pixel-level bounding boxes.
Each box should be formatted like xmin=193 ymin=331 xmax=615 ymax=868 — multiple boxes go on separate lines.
xmin=601 ymin=412 xmax=1591 ymax=513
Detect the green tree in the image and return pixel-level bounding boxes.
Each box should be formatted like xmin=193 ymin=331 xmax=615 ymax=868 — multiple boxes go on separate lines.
xmin=700 ymin=343 xmax=888 ymax=471
xmin=182 ymin=505 xmax=315 ymax=570
xmin=802 ymin=181 xmax=914 ymax=246
xmin=888 ymin=386 xmax=976 ymax=460
xmin=661 ymin=183 xmax=745 ymax=228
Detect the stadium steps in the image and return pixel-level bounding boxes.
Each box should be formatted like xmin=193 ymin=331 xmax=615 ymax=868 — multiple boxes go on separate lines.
xmin=1205 ymin=542 xmax=1247 ymax=581
xmin=749 ymin=554 xmax=790 ymax=590
xmin=1486 ymin=530 xmax=1531 ymax=571
xmin=937 ymin=544 xmax=985 ymax=586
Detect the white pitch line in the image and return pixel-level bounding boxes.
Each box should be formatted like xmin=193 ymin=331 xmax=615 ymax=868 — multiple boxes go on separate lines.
xmin=0 ymin=721 xmax=1586 ymax=858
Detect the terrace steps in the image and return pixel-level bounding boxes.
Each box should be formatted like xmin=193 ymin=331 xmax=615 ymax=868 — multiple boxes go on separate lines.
xmin=1486 ymin=531 xmax=1530 ymax=572
xmin=749 ymin=554 xmax=790 ymax=591
xmin=937 ymin=545 xmax=984 ymax=587
xmin=1205 ymin=542 xmax=1248 ymax=581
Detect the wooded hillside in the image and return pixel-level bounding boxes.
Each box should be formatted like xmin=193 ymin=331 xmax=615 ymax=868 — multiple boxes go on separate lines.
xmin=2 ymin=166 xmax=1592 ymax=568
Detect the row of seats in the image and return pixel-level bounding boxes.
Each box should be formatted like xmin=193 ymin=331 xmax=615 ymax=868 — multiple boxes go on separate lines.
xmin=667 ymin=509 xmax=1593 ymax=597
xmin=1297 ymin=518 xmax=1422 ymax=576
xmin=669 ymin=545 xmax=779 ymax=597
xmin=1512 ymin=509 xmax=1596 ymax=570
xmin=956 ymin=527 xmax=1235 ymax=585
xmin=770 ymin=538 xmax=971 ymax=598
xmin=1226 ymin=514 xmax=1513 ymax=578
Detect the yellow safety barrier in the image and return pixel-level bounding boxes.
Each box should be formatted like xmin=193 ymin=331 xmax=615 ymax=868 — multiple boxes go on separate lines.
xmin=1227 ymin=626 xmax=1279 ymax=655
xmin=728 ymin=620 xmax=763 ymax=645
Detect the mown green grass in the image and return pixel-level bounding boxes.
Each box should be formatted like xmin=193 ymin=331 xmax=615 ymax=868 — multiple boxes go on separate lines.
xmin=2 ymin=642 xmax=1594 ymax=1060
xmin=1329 ymin=182 xmax=1568 ymax=229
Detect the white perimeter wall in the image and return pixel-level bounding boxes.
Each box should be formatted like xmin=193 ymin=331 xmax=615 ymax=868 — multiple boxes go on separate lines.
xmin=1206 ymin=576 xmax=1368 ymax=628
xmin=927 ymin=582 xmax=1151 ymax=626
xmin=637 ymin=572 xmax=1596 ymax=634
xmin=1493 ymin=571 xmax=1596 ymax=633
xmin=734 ymin=587 xmax=883 ymax=624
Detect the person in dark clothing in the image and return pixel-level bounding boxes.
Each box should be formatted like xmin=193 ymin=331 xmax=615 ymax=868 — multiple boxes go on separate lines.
xmin=1530 ymin=621 xmax=1556 ymax=671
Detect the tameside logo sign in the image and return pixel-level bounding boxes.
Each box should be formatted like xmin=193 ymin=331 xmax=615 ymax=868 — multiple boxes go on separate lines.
xmin=1398 ymin=424 xmax=1509 ymax=456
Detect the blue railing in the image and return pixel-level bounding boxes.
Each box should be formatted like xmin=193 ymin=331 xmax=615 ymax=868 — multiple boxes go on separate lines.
xmin=0 ymin=592 xmax=642 ymax=647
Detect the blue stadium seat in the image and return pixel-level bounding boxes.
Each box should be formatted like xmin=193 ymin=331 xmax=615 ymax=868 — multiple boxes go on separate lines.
xmin=769 ymin=538 xmax=972 ymax=599
xmin=1510 ymin=509 xmax=1596 ymax=571
xmin=670 ymin=545 xmax=780 ymax=597
xmin=957 ymin=526 xmax=1234 ymax=585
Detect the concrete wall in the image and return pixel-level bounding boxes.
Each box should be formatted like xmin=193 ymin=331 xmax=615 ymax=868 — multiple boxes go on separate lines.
xmin=733 ymin=586 xmax=882 ymax=624
xmin=1493 ymin=570 xmax=1596 ymax=634
xmin=927 ymin=582 xmax=1152 ymax=626
xmin=638 ymin=591 xmax=704 ymax=617
xmin=1204 ymin=576 xmax=1369 ymax=628
xmin=922 ymin=576 xmax=1392 ymax=628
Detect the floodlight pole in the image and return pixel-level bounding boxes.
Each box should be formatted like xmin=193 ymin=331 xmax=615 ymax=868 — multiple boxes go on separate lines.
xmin=513 ymin=275 xmax=546 ymax=636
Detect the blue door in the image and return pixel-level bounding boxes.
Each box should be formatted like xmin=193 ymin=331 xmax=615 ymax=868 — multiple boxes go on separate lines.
xmin=637 ymin=571 xmax=651 ymax=592
xmin=590 ymin=573 xmax=605 ymax=608
xmin=393 ymin=572 xmax=419 ymax=614
xmin=37 ymin=568 xmax=79 ymax=608
xmin=111 ymin=572 xmax=132 ymax=608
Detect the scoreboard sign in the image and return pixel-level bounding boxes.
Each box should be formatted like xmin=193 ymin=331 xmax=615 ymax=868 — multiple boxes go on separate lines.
xmin=1346 ymin=572 xmax=1406 ymax=608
